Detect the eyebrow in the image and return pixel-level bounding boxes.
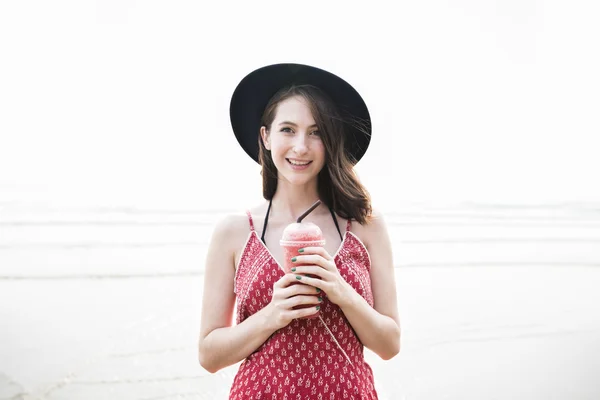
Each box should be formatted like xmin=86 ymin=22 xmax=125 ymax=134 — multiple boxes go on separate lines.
xmin=278 ymin=121 xmax=318 ymax=128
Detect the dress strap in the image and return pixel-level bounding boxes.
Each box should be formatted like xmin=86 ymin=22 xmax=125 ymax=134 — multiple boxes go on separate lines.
xmin=261 ymin=199 xmax=272 ymax=243
xmin=262 ymin=200 xmax=341 ymax=242
xmin=346 ymin=219 xmax=352 ymax=233
xmin=328 ymin=207 xmax=343 ymax=241
xmin=245 ymin=210 xmax=255 ymax=232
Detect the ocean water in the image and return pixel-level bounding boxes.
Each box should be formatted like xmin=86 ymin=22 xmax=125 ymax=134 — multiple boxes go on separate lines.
xmin=2 ymin=200 xmax=600 ymax=278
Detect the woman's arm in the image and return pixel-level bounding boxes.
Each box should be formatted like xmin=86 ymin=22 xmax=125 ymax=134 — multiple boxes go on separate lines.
xmin=339 ymin=212 xmax=400 ymax=360
xmin=198 ymin=215 xmax=275 ymax=373
xmin=290 ymin=210 xmax=401 ymax=360
xmin=338 ymin=211 xmax=401 ymax=359
xmin=198 ymin=215 xmax=323 ymax=373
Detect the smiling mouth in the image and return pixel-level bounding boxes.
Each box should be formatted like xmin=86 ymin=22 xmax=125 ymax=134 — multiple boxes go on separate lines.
xmin=286 ymin=158 xmax=313 ymax=166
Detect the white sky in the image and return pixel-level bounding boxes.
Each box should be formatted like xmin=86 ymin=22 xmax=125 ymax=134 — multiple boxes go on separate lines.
xmin=1 ymin=0 xmax=599 ymax=212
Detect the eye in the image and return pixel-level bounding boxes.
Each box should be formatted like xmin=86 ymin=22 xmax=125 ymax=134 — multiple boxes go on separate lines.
xmin=310 ymin=130 xmax=321 ymax=136
xmin=281 ymin=127 xmax=294 ymax=133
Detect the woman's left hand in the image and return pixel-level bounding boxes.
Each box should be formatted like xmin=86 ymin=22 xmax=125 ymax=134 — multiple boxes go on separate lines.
xmin=290 ymin=247 xmax=355 ymax=308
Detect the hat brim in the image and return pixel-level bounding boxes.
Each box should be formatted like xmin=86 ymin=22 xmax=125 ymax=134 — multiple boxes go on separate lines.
xmin=229 ymin=63 xmax=371 ymax=164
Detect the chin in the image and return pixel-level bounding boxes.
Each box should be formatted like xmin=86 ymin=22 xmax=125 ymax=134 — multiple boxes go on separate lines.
xmin=283 ymin=176 xmax=316 ymax=186
xmin=278 ymin=171 xmax=318 ymax=186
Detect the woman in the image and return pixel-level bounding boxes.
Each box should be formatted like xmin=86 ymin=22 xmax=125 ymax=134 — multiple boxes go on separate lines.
xmin=198 ymin=63 xmax=400 ymax=399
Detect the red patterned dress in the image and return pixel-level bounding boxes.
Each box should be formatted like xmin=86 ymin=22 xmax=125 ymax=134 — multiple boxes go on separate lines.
xmin=230 ymin=211 xmax=378 ymax=399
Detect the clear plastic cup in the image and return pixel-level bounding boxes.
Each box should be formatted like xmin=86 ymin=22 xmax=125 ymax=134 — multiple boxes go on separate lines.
xmin=280 ymin=221 xmax=325 ymax=319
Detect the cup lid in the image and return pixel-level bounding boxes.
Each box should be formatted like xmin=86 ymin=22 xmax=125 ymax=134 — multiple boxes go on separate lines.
xmin=280 ymin=239 xmax=326 ymax=246
xmin=280 ymin=221 xmax=324 ymax=242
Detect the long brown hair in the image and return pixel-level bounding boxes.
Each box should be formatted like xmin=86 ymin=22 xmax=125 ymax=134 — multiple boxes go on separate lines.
xmin=258 ymin=85 xmax=372 ymax=224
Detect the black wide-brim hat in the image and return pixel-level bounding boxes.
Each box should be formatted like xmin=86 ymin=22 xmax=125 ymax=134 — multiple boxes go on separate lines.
xmin=229 ymin=63 xmax=372 ymax=164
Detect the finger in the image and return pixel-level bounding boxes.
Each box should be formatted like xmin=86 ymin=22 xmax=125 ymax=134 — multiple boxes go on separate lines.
xmin=283 ymin=305 xmax=320 ymax=321
xmin=297 ymin=246 xmax=334 ymax=261
xmin=291 ymin=305 xmax=321 ymax=319
xmin=290 ymin=266 xmax=334 ymax=281
xmin=272 ymin=275 xmax=287 ymax=290
xmin=293 ymin=274 xmax=328 ymax=291
xmin=284 ymin=294 xmax=322 ymax=309
xmin=273 ymin=273 xmax=296 ymax=288
xmin=292 ymin=254 xmax=334 ymax=270
xmin=279 ymin=282 xmax=322 ymax=298
xmin=273 ymin=273 xmax=303 ymax=292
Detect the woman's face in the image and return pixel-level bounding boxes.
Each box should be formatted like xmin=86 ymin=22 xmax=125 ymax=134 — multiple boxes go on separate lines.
xmin=261 ymin=96 xmax=326 ymax=186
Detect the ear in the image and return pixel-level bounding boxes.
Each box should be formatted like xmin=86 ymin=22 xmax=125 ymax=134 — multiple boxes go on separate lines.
xmin=260 ymin=126 xmax=271 ymax=150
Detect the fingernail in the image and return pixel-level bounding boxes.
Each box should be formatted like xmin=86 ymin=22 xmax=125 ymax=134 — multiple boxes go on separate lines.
xmin=291 ymin=267 xmax=296 ymax=272
xmin=298 ymin=248 xmax=304 ymax=253
xmin=316 ymin=288 xmax=321 ymax=293
xmin=291 ymin=257 xmax=297 ymax=262
xmin=316 ymin=305 xmax=320 ymax=311
xmin=295 ymin=276 xmax=302 ymax=280
xmin=318 ymin=297 xmax=322 ymax=302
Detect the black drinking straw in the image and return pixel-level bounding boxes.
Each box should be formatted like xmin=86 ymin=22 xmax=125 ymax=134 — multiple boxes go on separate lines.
xmin=296 ymin=200 xmax=322 ymax=223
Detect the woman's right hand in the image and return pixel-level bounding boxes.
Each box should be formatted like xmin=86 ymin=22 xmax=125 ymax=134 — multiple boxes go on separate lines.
xmin=262 ymin=273 xmax=321 ymax=331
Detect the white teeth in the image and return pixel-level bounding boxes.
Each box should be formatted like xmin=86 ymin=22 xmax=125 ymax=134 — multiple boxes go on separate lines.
xmin=288 ymin=159 xmax=311 ymax=166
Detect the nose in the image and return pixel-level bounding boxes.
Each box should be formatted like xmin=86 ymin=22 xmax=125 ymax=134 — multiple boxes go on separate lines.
xmin=292 ymin=133 xmax=309 ymax=155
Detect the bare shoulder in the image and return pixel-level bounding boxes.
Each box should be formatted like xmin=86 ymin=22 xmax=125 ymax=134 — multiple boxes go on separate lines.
xmin=209 ymin=202 xmax=268 ymax=263
xmin=209 ymin=210 xmax=251 ymax=252
xmin=366 ymin=208 xmax=388 ymax=230
xmin=209 ymin=211 xmax=250 ymax=261
xmin=351 ymin=207 xmax=390 ymax=248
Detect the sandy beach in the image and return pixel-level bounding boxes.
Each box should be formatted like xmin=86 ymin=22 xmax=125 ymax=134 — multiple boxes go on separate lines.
xmin=1 ymin=203 xmax=600 ymax=399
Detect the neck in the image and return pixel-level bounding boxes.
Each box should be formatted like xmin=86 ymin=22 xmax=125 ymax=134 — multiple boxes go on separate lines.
xmin=270 ymin=179 xmax=322 ymax=222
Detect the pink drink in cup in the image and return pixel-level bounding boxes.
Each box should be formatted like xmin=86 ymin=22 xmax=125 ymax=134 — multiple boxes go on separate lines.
xmin=280 ymin=200 xmax=325 ymax=319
